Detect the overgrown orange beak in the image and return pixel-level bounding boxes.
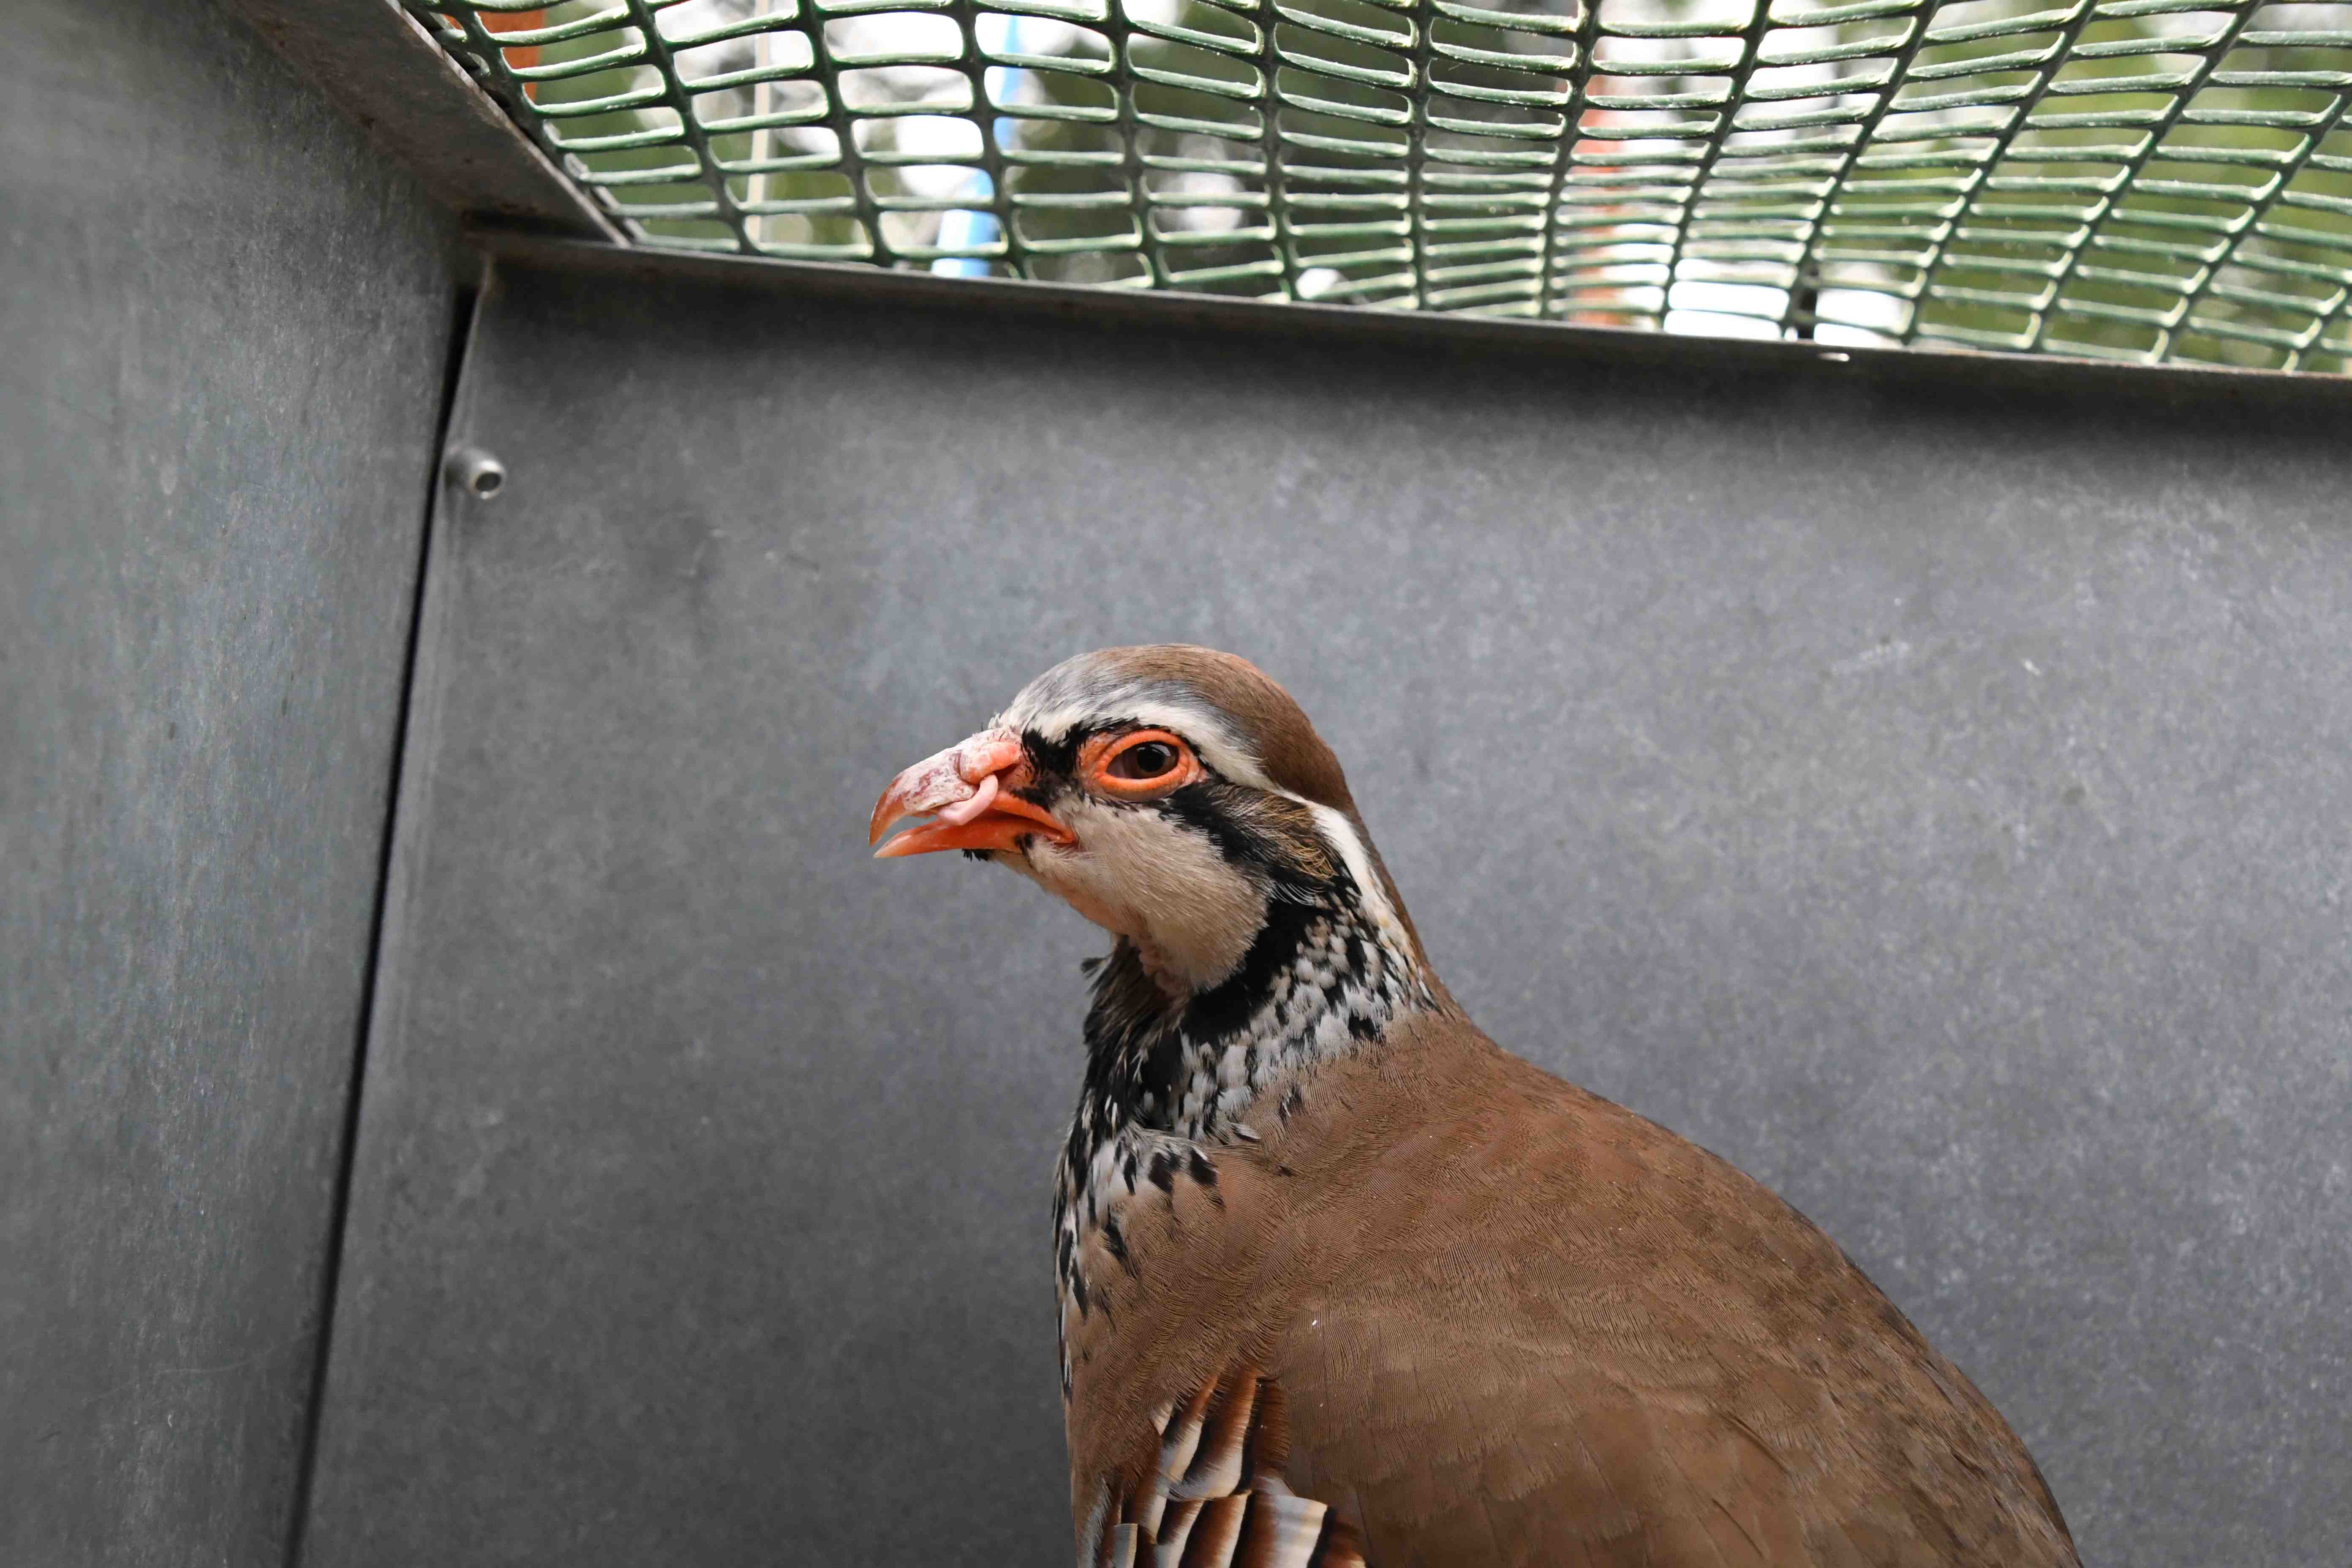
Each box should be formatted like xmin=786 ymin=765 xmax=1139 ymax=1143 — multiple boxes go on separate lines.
xmin=868 ymin=729 xmax=1074 ymax=859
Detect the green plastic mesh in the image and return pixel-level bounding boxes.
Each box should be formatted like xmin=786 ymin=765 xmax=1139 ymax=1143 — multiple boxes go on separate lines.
xmin=413 ymin=0 xmax=2352 ymax=370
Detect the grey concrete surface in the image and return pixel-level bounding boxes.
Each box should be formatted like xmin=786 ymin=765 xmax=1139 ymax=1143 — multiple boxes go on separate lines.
xmin=304 ymin=264 xmax=2351 ymax=1567
xmin=0 ymin=1 xmax=455 ymax=1561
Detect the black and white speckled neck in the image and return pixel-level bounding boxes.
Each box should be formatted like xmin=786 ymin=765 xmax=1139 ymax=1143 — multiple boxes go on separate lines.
xmin=1050 ymin=850 xmax=1434 ymax=1391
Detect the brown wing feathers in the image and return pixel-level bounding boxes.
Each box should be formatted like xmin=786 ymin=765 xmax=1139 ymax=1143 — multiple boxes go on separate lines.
xmin=1096 ymin=1366 xmax=1370 ymax=1568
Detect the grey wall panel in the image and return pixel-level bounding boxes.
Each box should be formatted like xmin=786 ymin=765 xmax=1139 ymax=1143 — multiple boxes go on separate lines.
xmin=307 ymin=263 xmax=2350 ymax=1568
xmin=0 ymin=1 xmax=455 ymax=1562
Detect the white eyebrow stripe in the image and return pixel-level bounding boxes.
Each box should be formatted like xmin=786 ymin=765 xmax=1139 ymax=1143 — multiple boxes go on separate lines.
xmin=1297 ymin=800 xmax=1406 ymax=939
xmin=999 ymin=695 xmax=1279 ymax=795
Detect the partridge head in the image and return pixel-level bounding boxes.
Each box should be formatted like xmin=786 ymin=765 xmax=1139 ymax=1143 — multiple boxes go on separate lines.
xmin=871 ymin=645 xmax=2078 ymax=1568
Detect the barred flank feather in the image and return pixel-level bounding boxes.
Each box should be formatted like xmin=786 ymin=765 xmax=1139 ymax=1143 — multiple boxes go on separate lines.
xmin=1095 ymin=1367 xmax=1369 ymax=1568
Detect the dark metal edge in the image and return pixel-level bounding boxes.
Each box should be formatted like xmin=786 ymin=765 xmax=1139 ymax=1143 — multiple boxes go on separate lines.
xmin=467 ymin=229 xmax=2352 ymax=413
xmin=276 ymin=258 xmax=490 ymax=1568
xmin=222 ymin=0 xmax=623 ymax=243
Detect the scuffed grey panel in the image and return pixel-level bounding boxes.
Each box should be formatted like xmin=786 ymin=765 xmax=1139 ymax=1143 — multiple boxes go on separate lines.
xmin=0 ymin=0 xmax=455 ymax=1562
xmin=307 ymin=264 xmax=2350 ymax=1568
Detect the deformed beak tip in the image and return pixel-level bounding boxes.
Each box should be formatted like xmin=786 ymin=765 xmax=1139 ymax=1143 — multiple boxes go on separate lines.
xmin=867 ymin=732 xmax=1071 ymax=861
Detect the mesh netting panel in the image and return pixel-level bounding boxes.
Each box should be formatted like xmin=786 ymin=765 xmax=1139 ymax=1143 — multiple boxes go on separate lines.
xmin=415 ymin=0 xmax=2352 ymax=370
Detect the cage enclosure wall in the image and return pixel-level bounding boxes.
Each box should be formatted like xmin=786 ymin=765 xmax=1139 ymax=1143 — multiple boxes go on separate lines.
xmin=7 ymin=3 xmax=2351 ymax=1568
xmin=3 ymin=1 xmax=458 ymax=1564
xmin=294 ymin=252 xmax=2352 ymax=1568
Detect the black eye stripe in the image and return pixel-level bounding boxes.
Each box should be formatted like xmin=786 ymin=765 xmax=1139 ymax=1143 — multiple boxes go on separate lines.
xmin=1022 ymin=727 xmax=1080 ymax=779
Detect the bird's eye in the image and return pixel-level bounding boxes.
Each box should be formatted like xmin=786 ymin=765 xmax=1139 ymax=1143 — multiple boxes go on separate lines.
xmin=1083 ymin=729 xmax=1201 ymax=798
xmin=1108 ymin=740 xmax=1179 ymax=780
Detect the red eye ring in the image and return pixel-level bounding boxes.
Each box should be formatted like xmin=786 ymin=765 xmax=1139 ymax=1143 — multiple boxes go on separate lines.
xmin=1080 ymin=728 xmax=1203 ymax=799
